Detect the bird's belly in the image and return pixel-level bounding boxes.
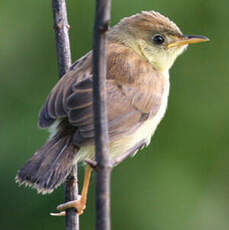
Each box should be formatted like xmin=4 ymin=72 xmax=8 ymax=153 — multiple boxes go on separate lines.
xmin=76 ymin=76 xmax=170 ymax=162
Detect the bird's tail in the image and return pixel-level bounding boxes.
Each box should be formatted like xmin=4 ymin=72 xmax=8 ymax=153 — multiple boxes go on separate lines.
xmin=16 ymin=122 xmax=78 ymax=194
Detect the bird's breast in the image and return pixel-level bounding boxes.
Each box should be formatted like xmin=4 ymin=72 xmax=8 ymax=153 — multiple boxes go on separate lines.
xmin=75 ymin=71 xmax=170 ymax=162
xmin=129 ymin=71 xmax=170 ymax=146
xmin=106 ymin=72 xmax=170 ymax=160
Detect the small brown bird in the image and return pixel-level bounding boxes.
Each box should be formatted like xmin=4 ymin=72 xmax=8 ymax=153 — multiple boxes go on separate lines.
xmin=16 ymin=11 xmax=209 ymax=215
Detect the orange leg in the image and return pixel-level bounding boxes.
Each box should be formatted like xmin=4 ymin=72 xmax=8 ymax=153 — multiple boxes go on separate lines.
xmin=51 ymin=165 xmax=92 ymax=216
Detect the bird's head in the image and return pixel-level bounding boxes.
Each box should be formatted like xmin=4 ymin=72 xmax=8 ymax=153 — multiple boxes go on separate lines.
xmin=109 ymin=11 xmax=209 ymax=72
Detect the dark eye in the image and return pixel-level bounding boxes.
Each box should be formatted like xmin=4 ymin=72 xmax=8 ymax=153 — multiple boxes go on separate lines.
xmin=153 ymin=35 xmax=165 ymax=45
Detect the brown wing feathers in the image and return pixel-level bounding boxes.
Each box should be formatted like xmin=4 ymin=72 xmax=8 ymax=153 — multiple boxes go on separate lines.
xmin=40 ymin=43 xmax=164 ymax=144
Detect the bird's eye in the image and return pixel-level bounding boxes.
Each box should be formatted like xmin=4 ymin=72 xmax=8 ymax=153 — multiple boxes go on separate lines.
xmin=153 ymin=35 xmax=165 ymax=45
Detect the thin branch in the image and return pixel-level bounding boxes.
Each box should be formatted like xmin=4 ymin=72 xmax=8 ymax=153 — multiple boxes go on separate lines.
xmin=52 ymin=0 xmax=72 ymax=77
xmin=64 ymin=166 xmax=79 ymax=230
xmin=92 ymin=0 xmax=112 ymax=229
xmin=52 ymin=1 xmax=79 ymax=230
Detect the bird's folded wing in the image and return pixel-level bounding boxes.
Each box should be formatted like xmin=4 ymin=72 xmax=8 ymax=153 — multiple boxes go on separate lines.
xmin=39 ymin=47 xmax=164 ymax=145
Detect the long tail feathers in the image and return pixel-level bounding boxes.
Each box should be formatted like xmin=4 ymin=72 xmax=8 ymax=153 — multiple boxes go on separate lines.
xmin=16 ymin=127 xmax=77 ymax=194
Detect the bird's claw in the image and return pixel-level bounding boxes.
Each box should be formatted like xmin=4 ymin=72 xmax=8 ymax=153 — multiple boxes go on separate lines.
xmin=50 ymin=211 xmax=66 ymax=216
xmin=50 ymin=195 xmax=86 ymax=217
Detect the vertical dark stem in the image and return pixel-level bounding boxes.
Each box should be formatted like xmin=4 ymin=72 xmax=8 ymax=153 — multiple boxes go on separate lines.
xmin=52 ymin=0 xmax=72 ymax=78
xmin=64 ymin=166 xmax=79 ymax=230
xmin=52 ymin=1 xmax=79 ymax=230
xmin=92 ymin=0 xmax=112 ymax=230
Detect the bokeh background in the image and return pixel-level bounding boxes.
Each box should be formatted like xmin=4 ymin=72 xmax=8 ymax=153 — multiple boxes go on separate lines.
xmin=1 ymin=0 xmax=228 ymax=229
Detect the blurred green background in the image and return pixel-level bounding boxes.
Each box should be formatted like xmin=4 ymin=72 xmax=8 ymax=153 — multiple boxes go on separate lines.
xmin=1 ymin=0 xmax=228 ymax=229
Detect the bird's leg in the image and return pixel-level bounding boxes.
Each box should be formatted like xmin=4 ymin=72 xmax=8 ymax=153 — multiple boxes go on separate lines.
xmin=51 ymin=165 xmax=92 ymax=216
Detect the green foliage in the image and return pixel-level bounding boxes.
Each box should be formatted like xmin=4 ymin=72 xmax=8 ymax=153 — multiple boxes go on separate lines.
xmin=1 ymin=0 xmax=228 ymax=229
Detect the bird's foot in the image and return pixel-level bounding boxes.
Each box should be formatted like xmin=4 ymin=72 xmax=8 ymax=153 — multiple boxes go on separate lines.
xmin=50 ymin=195 xmax=86 ymax=216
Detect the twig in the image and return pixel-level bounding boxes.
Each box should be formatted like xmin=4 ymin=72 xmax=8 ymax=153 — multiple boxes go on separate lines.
xmin=92 ymin=0 xmax=112 ymax=230
xmin=52 ymin=0 xmax=72 ymax=78
xmin=52 ymin=1 xmax=79 ymax=230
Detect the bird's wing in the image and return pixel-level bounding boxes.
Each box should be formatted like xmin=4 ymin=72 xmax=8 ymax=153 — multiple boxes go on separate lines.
xmin=38 ymin=52 xmax=93 ymax=128
xmin=39 ymin=45 xmax=164 ymax=145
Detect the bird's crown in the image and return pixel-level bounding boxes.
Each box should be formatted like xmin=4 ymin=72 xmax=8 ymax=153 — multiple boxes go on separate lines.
xmin=115 ymin=11 xmax=182 ymax=37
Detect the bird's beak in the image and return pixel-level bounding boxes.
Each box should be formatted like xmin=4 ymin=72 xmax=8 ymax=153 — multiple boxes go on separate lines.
xmin=168 ymin=35 xmax=209 ymax=48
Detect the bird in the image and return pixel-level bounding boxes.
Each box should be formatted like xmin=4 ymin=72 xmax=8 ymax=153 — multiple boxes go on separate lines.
xmin=16 ymin=10 xmax=209 ymax=215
